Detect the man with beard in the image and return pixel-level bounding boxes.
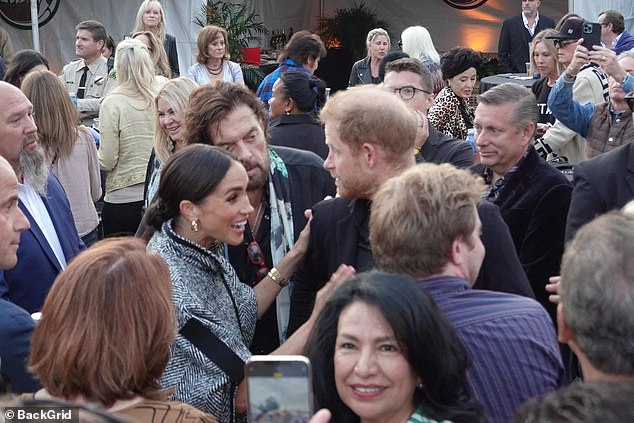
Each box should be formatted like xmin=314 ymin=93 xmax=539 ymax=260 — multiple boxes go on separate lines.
xmin=0 ymin=81 xmax=84 ymax=314
xmin=183 ymin=81 xmax=335 ymax=354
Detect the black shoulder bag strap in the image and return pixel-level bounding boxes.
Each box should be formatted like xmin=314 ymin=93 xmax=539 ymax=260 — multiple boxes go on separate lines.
xmin=179 ymin=318 xmax=245 ymax=385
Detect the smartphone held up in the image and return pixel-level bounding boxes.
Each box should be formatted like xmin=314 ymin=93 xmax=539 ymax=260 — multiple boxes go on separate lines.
xmin=246 ymin=355 xmax=313 ymax=423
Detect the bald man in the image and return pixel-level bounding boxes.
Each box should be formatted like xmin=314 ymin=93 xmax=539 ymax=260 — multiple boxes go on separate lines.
xmin=0 ymin=156 xmax=37 ymax=393
xmin=0 ymin=81 xmax=83 ymax=314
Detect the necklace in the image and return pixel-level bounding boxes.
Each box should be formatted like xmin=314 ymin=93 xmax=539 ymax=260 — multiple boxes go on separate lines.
xmin=206 ymin=62 xmax=223 ymax=75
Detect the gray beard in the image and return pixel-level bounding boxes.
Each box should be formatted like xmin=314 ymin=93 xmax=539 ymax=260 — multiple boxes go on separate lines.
xmin=19 ymin=144 xmax=49 ymax=196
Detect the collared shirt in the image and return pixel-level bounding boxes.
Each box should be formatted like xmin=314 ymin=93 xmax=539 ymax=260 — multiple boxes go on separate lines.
xmin=482 ymin=149 xmax=529 ymax=202
xmin=419 ymin=276 xmax=564 ymax=423
xmin=522 ymin=11 xmax=540 ymax=37
xmin=612 ymin=31 xmax=623 ymax=49
xmin=18 ymin=182 xmax=67 ymax=269
xmin=256 ymin=59 xmax=311 ymax=109
xmin=547 ymin=72 xmax=634 ymax=138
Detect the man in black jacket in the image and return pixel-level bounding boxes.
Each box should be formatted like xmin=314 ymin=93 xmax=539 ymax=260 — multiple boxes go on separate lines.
xmin=184 ymin=81 xmax=335 ymax=354
xmin=472 ymin=83 xmax=571 ymax=322
xmin=498 ymin=0 xmax=555 ymax=73
xmin=288 ymin=85 xmax=534 ymax=334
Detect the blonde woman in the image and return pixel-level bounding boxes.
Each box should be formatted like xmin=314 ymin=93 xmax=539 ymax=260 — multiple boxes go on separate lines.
xmin=133 ymin=0 xmax=179 ymax=77
xmin=348 ymin=28 xmax=390 ymax=86
xmin=530 ymin=29 xmax=565 ymax=128
xmin=401 ymin=26 xmax=444 ymax=95
xmin=21 ymin=70 xmax=101 ymax=246
xmin=132 ymin=30 xmax=171 ymax=80
xmin=144 ymin=77 xmax=198 ymax=209
xmin=98 ymin=38 xmax=156 ymax=236
xmin=187 ymin=25 xmax=244 ymax=85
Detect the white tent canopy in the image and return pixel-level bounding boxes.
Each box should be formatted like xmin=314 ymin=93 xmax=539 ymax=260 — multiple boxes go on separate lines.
xmin=2 ymin=0 xmax=633 ymax=74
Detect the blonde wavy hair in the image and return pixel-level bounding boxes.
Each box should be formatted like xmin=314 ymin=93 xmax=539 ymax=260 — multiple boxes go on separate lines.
xmin=154 ymin=77 xmax=197 ymax=163
xmin=134 ymin=0 xmax=167 ymax=42
xmin=112 ymin=38 xmax=157 ymax=106
xmin=132 ymin=30 xmax=171 ymax=78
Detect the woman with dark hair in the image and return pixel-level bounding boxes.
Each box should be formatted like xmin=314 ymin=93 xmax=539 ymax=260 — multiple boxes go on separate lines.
xmin=144 ymin=144 xmax=353 ymax=422
xmin=268 ymin=71 xmax=327 ymax=159
xmin=306 ymin=271 xmax=484 ymax=423
xmin=3 ymin=49 xmax=49 ymax=87
xmin=428 ymin=47 xmax=483 ymax=140
xmin=27 ymin=238 xmax=216 ymax=422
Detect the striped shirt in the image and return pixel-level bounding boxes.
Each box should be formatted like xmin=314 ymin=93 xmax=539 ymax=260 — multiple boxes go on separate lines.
xmin=419 ymin=276 xmax=564 ymax=423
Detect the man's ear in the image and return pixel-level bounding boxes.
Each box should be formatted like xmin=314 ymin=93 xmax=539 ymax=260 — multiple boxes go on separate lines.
xmin=557 ymin=302 xmax=575 ymax=345
xmin=521 ymin=122 xmax=537 ymax=146
xmin=361 ymin=142 xmax=379 ymax=168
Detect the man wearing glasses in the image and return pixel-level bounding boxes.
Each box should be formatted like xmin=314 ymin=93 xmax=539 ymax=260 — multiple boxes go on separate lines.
xmin=383 ymin=58 xmax=473 ymax=168
xmin=535 ymin=17 xmax=610 ymax=165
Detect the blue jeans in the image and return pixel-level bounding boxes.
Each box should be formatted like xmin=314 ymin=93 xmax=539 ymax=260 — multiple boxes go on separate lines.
xmin=81 ymin=227 xmax=99 ymax=247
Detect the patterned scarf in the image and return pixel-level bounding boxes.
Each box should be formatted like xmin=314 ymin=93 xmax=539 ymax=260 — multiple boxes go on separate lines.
xmin=267 ymin=148 xmax=294 ymax=343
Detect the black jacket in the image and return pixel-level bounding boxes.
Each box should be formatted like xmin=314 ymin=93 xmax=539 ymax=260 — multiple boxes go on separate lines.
xmin=416 ymin=127 xmax=474 ymax=168
xmin=287 ymin=196 xmax=535 ymax=334
xmin=164 ymin=33 xmax=180 ymax=77
xmin=269 ymin=114 xmax=327 ymax=160
xmin=472 ymin=146 xmax=572 ymax=320
xmin=566 ymin=143 xmax=634 ymax=241
xmin=498 ymin=14 xmax=555 ymax=73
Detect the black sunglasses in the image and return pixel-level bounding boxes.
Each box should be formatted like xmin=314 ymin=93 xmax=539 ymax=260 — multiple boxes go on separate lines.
xmin=247 ymin=240 xmax=269 ymax=281
xmin=554 ymin=39 xmax=576 ymax=48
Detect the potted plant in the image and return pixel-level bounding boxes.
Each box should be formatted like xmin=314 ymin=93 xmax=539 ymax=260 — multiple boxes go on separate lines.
xmin=317 ymin=1 xmax=390 ymax=62
xmin=194 ymin=0 xmax=268 ymax=90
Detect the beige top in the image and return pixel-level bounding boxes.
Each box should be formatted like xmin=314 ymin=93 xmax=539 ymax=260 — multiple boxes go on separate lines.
xmin=98 ymin=93 xmax=154 ymax=194
xmin=114 ymin=399 xmax=217 ymax=423
xmin=50 ymin=127 xmax=101 ymax=236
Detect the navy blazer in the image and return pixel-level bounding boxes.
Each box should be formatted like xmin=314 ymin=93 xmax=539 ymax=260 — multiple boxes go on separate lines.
xmin=287 ymin=196 xmax=535 ymax=334
xmin=566 ymin=143 xmax=634 ymax=241
xmin=0 ymin=173 xmax=84 ymax=313
xmin=498 ymin=14 xmax=555 ymax=73
xmin=0 ymin=299 xmax=38 ymax=393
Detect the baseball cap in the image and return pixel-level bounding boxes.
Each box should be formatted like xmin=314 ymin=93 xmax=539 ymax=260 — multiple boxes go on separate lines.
xmin=547 ymin=17 xmax=584 ymax=40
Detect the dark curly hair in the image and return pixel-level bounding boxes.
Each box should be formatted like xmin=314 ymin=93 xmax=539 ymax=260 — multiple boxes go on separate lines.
xmin=278 ymin=71 xmax=326 ymax=113
xmin=305 ymin=271 xmax=484 ymax=423
xmin=440 ymin=47 xmax=482 ymax=80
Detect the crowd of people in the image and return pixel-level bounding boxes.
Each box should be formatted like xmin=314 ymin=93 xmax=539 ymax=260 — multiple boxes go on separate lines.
xmin=1 ymin=0 xmax=634 ymax=422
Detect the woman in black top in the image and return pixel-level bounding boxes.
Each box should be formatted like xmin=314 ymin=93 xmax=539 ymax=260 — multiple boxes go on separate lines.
xmin=531 ymin=29 xmax=564 ymax=128
xmin=268 ymin=71 xmax=328 ymax=159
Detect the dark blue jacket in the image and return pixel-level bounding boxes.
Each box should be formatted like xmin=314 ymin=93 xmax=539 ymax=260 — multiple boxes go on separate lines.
xmin=0 ymin=173 xmax=84 ymax=313
xmin=613 ymin=30 xmax=634 ymax=55
xmin=0 ymin=299 xmax=38 ymax=393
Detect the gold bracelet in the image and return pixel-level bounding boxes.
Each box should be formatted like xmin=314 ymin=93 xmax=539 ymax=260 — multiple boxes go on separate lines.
xmin=268 ymin=267 xmax=289 ymax=287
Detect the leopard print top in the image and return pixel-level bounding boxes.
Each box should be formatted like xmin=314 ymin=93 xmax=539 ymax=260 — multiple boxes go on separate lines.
xmin=428 ymin=86 xmax=474 ymax=140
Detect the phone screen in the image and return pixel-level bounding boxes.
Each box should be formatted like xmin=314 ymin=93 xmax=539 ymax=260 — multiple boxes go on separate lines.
xmin=246 ymin=357 xmax=312 ymax=423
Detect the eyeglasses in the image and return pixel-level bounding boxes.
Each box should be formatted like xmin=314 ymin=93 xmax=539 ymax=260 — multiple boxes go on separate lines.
xmin=393 ymin=85 xmax=431 ymax=100
xmin=553 ymin=39 xmax=576 ymax=48
xmin=247 ymin=240 xmax=269 ymax=281
xmin=397 ymin=39 xmax=403 ymax=49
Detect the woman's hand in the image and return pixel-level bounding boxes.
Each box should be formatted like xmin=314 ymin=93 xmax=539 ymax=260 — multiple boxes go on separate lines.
xmin=546 ymin=275 xmax=561 ymax=304
xmin=308 ymin=409 xmax=332 ymax=423
xmin=235 ymin=381 xmax=247 ymax=414
xmin=309 ymin=264 xmax=356 ymax=322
